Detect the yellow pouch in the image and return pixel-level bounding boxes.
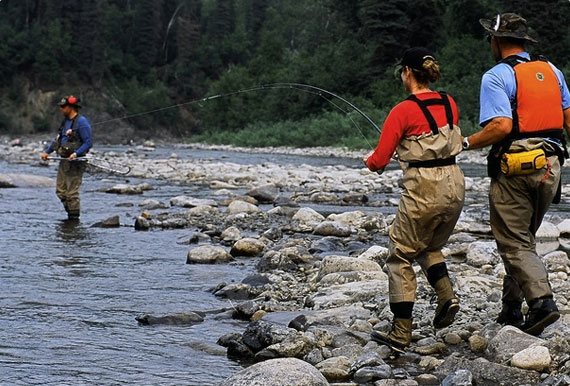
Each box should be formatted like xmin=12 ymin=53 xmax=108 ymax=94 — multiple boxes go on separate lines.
xmin=500 ymin=149 xmax=547 ymax=176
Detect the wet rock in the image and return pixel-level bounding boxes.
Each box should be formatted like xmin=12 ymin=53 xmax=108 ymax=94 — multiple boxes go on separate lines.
xmin=139 ymin=199 xmax=168 ymax=209
xmin=214 ymin=283 xmax=257 ymax=300
xmin=218 ymin=357 xmax=330 ymax=386
xmin=227 ymin=200 xmax=261 ymax=214
xmin=230 ymin=237 xmax=266 ymax=257
xmin=91 ymin=215 xmax=120 ymax=228
xmin=353 ymin=365 xmax=392 ymax=383
xmin=134 ymin=216 xmax=150 ymax=230
xmin=242 ymin=320 xmax=298 ymax=352
xmin=262 ymin=227 xmax=283 ymax=241
xmin=256 ymin=334 xmax=315 ymax=360
xmin=415 ymin=374 xmax=440 ymax=385
xmin=170 ymin=195 xmax=217 ymax=208
xmin=186 ymin=245 xmax=232 ymax=264
xmin=221 ymin=226 xmax=241 ymax=242
xmin=304 ymin=348 xmax=325 ymax=365
xmin=310 ymin=237 xmax=345 ymax=254
xmin=257 ymin=246 xmax=314 ymax=272
xmin=135 ymin=311 xmax=204 ymax=326
xmin=318 ymin=271 xmax=388 ymax=286
xmin=184 ymin=205 xmax=218 ymax=216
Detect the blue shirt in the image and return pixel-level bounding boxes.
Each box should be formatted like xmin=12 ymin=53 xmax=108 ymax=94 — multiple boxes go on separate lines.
xmin=46 ymin=115 xmax=93 ymax=157
xmin=479 ymin=52 xmax=570 ymax=126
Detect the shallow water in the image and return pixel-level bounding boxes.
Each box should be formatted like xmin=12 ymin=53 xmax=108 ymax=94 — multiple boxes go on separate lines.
xmin=1 ymin=146 xmax=568 ymax=385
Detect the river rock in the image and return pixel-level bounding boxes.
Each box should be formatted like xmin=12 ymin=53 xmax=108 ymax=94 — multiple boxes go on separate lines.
xmin=292 ymin=207 xmax=325 ymax=230
xmin=358 ymin=245 xmax=390 ymax=266
xmin=313 ymin=221 xmax=352 ymax=237
xmin=135 ymin=311 xmax=204 ymax=326
xmin=510 ymin=345 xmax=551 ymax=371
xmin=466 ymin=241 xmax=499 ymax=267
xmin=542 ymin=250 xmax=570 ymax=273
xmin=170 ymin=195 xmax=217 ymax=208
xmin=139 ymin=199 xmax=168 ymax=209
xmin=315 ymin=356 xmax=352 ymax=382
xmin=558 ymin=219 xmax=570 ymax=236
xmin=218 ymin=357 xmax=330 ymax=386
xmin=316 ymin=255 xmax=383 ymax=281
xmin=441 ymin=369 xmax=473 ymax=386
xmin=0 ymin=173 xmax=55 ymax=188
xmin=221 ymin=226 xmax=242 ymax=242
xmin=242 ymin=320 xmax=298 ymax=352
xmin=230 ymin=237 xmax=266 ymax=257
xmin=186 ymin=245 xmax=232 ymax=264
xmin=134 ymin=216 xmax=150 ymax=230
xmin=91 ymin=215 xmax=120 ymax=228
xmin=326 ymin=211 xmax=367 ymax=226
xmin=257 ymin=246 xmax=314 ymax=272
xmin=486 ymin=325 xmax=545 ymax=363
xmin=248 ymin=184 xmax=279 ymax=203
xmin=184 ymin=205 xmax=218 ymax=216
xmin=307 ymin=280 xmax=389 ymax=309
xmin=437 ymin=353 xmax=541 ymax=385
xmin=227 ymin=200 xmax=261 ymax=214
xmin=536 ymin=221 xmax=561 ymax=240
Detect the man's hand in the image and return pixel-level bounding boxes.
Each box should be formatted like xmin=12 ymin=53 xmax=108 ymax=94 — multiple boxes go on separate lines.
xmin=68 ymin=153 xmax=77 ymax=160
xmin=41 ymin=152 xmax=49 ymax=161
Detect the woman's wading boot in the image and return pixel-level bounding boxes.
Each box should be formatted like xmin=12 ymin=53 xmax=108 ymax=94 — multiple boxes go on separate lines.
xmin=428 ymin=263 xmax=460 ymax=329
xmin=371 ymin=319 xmax=412 ymax=354
xmin=522 ymin=297 xmax=560 ymax=336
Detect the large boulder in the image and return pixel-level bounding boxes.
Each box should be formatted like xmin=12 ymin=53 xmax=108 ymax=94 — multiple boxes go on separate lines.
xmin=186 ymin=245 xmax=232 ymax=264
xmin=217 ymin=357 xmax=329 ymax=386
xmin=0 ymin=173 xmax=55 ymax=188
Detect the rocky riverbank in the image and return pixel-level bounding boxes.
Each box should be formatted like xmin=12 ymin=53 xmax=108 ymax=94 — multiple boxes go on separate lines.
xmin=2 ymin=137 xmax=570 ymax=385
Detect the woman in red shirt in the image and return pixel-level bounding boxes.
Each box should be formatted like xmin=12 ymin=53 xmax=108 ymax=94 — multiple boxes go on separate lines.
xmin=365 ymin=47 xmax=465 ymax=353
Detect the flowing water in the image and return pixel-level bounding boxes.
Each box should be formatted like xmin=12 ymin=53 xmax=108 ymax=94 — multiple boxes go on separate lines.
xmin=1 ymin=145 xmax=568 ymax=385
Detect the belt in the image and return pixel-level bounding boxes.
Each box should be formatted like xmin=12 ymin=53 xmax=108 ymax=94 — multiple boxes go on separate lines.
xmin=408 ymin=156 xmax=456 ymax=168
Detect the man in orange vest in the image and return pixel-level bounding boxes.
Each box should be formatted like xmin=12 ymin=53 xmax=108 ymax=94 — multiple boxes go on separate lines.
xmin=462 ymin=13 xmax=570 ymax=336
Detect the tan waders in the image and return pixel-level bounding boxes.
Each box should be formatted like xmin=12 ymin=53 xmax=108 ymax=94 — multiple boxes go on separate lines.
xmin=56 ymin=160 xmax=86 ymax=219
xmin=490 ymin=140 xmax=561 ymax=335
xmin=374 ymin=119 xmax=464 ymax=352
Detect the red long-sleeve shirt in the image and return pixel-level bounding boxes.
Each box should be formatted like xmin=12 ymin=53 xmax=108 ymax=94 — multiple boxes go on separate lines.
xmin=366 ymin=91 xmax=459 ymax=171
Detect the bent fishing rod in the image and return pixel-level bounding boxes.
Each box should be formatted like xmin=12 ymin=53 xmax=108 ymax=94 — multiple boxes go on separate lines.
xmin=91 ymin=83 xmax=381 ymax=148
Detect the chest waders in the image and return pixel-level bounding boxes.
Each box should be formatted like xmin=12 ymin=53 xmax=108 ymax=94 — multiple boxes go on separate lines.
xmin=53 ymin=115 xmax=85 ymax=158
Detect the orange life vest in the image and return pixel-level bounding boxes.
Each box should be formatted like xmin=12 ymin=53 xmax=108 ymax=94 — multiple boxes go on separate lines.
xmin=503 ymin=55 xmax=564 ymax=136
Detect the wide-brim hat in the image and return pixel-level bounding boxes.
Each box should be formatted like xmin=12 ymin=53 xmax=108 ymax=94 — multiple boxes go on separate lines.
xmin=480 ymin=13 xmax=537 ymax=43
xmin=59 ymin=95 xmax=82 ymax=108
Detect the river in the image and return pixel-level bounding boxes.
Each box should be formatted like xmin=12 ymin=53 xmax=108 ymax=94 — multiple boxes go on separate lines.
xmin=1 ymin=145 xmax=568 ymax=385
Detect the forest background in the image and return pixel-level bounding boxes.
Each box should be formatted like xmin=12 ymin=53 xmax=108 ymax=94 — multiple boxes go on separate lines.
xmin=1 ymin=0 xmax=569 ymax=148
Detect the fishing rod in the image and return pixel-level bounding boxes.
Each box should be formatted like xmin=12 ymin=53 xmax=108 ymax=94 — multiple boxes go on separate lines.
xmin=91 ymin=83 xmax=381 ymax=148
xmin=44 ymin=157 xmax=131 ymax=175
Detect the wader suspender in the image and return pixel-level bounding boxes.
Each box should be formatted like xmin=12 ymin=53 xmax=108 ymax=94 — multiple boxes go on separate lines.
xmin=57 ymin=114 xmax=82 ymax=145
xmin=406 ymin=92 xmax=457 ymax=168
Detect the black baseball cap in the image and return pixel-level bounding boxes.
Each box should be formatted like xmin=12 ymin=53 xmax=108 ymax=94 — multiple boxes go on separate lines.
xmin=394 ymin=47 xmax=437 ymax=77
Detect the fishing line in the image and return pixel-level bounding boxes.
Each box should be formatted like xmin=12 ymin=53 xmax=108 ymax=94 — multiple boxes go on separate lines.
xmin=44 ymin=157 xmax=131 ymax=175
xmin=91 ymin=83 xmax=380 ymax=148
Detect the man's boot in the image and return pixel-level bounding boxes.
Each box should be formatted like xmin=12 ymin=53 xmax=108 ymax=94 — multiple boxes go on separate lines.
xmin=496 ymin=301 xmax=524 ymax=328
xmin=371 ymin=318 xmax=412 ymax=354
xmin=427 ymin=263 xmax=459 ymax=328
xmin=522 ymin=297 xmax=560 ymax=336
